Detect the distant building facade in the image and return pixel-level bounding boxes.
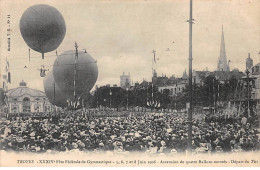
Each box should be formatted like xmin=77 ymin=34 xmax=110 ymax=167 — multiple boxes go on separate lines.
xmin=250 ymin=62 xmax=260 ymax=109
xmin=192 ymin=70 xmax=210 ymax=85
xmin=157 ymin=70 xmax=189 ymax=96
xmin=120 ymin=72 xmax=131 ymax=89
xmin=152 ymin=70 xmax=168 ymax=86
xmin=158 ymin=83 xmax=186 ymax=96
xmin=251 ymin=63 xmax=260 ymax=75
xmin=6 ymin=81 xmax=53 ymax=113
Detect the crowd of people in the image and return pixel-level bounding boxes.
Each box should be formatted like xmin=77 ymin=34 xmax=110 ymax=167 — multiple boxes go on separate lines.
xmin=0 ymin=110 xmax=259 ymax=155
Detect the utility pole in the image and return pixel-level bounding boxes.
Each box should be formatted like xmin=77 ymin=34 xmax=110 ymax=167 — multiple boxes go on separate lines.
xmin=54 ymin=82 xmax=56 ymax=103
xmin=126 ymin=87 xmax=129 ymax=111
xmin=187 ymin=0 xmax=194 ymax=154
xmin=246 ymin=69 xmax=251 ymax=118
xmin=213 ymin=78 xmax=215 ymax=114
xmin=109 ymin=89 xmax=112 ymax=110
xmin=152 ymin=50 xmax=156 ymax=111
xmin=96 ymin=86 xmax=99 ymax=110
xmin=74 ymin=42 xmax=78 ymax=109
xmin=53 ymin=82 xmax=56 ymax=113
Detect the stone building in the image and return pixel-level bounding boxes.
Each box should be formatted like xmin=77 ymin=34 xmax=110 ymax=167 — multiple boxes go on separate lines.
xmin=6 ymin=80 xmax=53 ymax=113
xmin=158 ymin=83 xmax=186 ymax=96
xmin=250 ymin=62 xmax=260 ymax=109
xmin=120 ymin=72 xmax=131 ymax=89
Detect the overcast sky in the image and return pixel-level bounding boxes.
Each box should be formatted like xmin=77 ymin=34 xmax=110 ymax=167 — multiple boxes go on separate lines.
xmin=0 ymin=0 xmax=259 ymax=92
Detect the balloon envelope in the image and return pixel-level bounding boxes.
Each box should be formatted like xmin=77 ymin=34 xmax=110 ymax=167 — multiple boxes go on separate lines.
xmin=43 ymin=71 xmax=69 ymax=107
xmin=20 ymin=4 xmax=66 ymax=54
xmin=53 ymin=50 xmax=98 ymax=99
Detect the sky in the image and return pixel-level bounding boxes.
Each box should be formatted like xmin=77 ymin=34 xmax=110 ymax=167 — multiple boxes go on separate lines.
xmin=0 ymin=0 xmax=259 ymax=92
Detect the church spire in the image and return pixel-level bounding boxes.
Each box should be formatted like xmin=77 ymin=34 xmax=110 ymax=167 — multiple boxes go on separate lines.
xmin=217 ymin=25 xmax=229 ymax=71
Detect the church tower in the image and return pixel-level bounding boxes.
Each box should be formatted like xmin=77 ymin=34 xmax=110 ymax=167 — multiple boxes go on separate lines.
xmin=217 ymin=26 xmax=230 ymax=71
xmin=246 ymin=53 xmax=253 ymax=69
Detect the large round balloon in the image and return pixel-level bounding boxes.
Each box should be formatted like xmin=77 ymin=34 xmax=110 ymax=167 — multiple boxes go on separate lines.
xmin=44 ymin=70 xmax=70 ymax=107
xmin=20 ymin=4 xmax=66 ymax=55
xmin=53 ymin=50 xmax=98 ymax=99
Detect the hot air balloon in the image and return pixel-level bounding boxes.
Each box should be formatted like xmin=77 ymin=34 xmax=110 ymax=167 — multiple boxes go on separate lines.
xmin=43 ymin=70 xmax=69 ymax=107
xmin=20 ymin=4 xmax=66 ymax=59
xmin=53 ymin=50 xmax=98 ymax=100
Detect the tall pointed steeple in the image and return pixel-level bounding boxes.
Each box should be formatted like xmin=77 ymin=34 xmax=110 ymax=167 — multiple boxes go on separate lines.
xmin=217 ymin=25 xmax=229 ymax=71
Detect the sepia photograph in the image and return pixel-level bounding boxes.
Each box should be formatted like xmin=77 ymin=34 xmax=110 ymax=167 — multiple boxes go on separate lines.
xmin=0 ymin=0 xmax=259 ymax=167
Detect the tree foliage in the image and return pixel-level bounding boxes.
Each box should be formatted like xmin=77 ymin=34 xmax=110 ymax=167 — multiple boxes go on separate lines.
xmin=89 ymin=75 xmax=240 ymax=110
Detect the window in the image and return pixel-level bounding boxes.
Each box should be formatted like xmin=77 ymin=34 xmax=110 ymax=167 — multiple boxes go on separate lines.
xmin=256 ymin=66 xmax=259 ymax=73
xmin=22 ymin=97 xmax=31 ymax=113
xmin=257 ymin=79 xmax=260 ymax=88
xmin=11 ymin=106 xmax=18 ymax=113
xmin=45 ymin=106 xmax=51 ymax=112
xmin=34 ymin=105 xmax=40 ymax=112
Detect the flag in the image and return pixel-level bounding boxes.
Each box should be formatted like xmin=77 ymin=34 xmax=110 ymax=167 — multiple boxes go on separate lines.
xmin=5 ymin=60 xmax=11 ymax=83
xmin=76 ymin=97 xmax=81 ymax=108
xmin=40 ymin=68 xmax=46 ymax=77
xmin=3 ymin=93 xmax=8 ymax=106
xmin=5 ymin=61 xmax=9 ymax=72
xmin=76 ymin=100 xmax=80 ymax=108
xmin=8 ymin=72 xmax=11 ymax=83
xmin=6 ymin=61 xmax=9 ymax=70
xmin=152 ymin=50 xmax=156 ymax=63
xmin=2 ymin=75 xmax=7 ymax=80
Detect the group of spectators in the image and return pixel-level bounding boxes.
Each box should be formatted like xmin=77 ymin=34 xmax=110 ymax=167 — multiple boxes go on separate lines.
xmin=0 ymin=110 xmax=259 ymax=155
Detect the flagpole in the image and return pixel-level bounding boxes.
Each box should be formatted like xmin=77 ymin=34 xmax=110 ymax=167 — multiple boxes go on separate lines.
xmin=74 ymin=42 xmax=78 ymax=109
xmin=5 ymin=58 xmax=9 ymax=118
xmin=152 ymin=50 xmax=156 ymax=111
xmin=53 ymin=81 xmax=55 ymax=110
xmin=187 ymin=0 xmax=193 ymax=154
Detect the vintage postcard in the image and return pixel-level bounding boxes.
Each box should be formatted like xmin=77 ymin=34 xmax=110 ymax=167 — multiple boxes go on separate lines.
xmin=0 ymin=0 xmax=259 ymax=167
